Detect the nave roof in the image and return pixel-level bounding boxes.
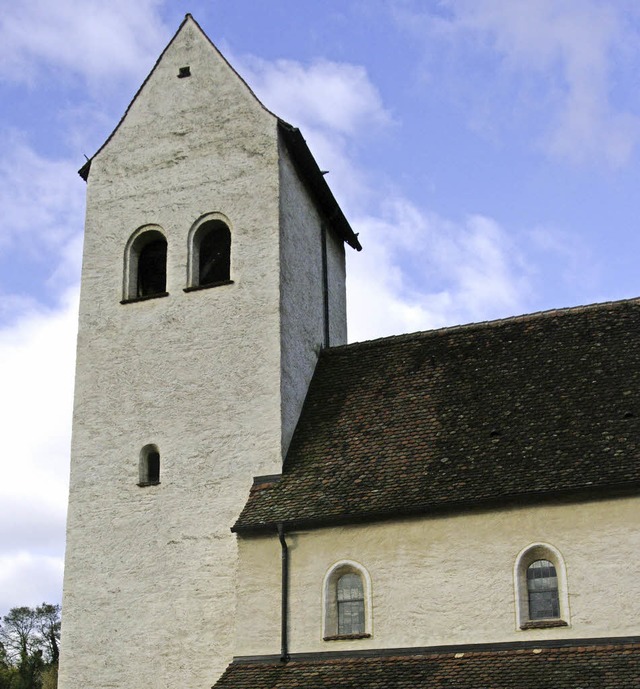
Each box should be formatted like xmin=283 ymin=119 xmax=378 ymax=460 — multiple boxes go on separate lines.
xmin=235 ymin=297 xmax=640 ymax=532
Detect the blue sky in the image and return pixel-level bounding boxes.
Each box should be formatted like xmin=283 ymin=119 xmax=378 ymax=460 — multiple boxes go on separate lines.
xmin=1 ymin=0 xmax=640 ymax=615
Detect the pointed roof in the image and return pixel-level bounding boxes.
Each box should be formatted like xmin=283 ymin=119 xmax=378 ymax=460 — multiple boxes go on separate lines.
xmin=78 ymin=14 xmax=361 ymax=251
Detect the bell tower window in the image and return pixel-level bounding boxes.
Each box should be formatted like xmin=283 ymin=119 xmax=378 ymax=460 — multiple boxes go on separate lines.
xmin=186 ymin=214 xmax=233 ymax=291
xmin=137 ymin=239 xmax=167 ymax=297
xmin=122 ymin=226 xmax=169 ymax=302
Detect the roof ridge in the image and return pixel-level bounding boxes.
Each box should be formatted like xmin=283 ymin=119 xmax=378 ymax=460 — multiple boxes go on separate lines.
xmin=332 ymin=295 xmax=640 ymax=353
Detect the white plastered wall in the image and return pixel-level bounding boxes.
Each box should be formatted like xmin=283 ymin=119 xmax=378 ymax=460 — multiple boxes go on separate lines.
xmin=60 ymin=18 xmax=285 ymax=689
xmin=278 ymin=136 xmax=347 ymax=454
xmin=235 ymin=495 xmax=640 ymax=656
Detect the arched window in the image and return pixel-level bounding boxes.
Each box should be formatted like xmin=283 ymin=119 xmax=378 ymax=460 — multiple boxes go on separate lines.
xmin=323 ymin=561 xmax=372 ymax=640
xmin=138 ymin=444 xmax=160 ymax=486
xmin=186 ymin=215 xmax=232 ymax=290
xmin=123 ymin=227 xmax=168 ymax=302
xmin=514 ymin=544 xmax=569 ymax=629
xmin=138 ymin=238 xmax=167 ymax=297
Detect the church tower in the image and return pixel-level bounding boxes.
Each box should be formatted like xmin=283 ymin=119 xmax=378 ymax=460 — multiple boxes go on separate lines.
xmin=59 ymin=15 xmax=360 ymax=689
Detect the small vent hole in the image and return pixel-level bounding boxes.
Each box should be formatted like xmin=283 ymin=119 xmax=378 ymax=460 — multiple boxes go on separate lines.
xmin=178 ymin=66 xmax=191 ymax=78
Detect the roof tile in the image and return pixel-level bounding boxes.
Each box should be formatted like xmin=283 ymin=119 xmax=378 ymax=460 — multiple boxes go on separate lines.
xmin=213 ymin=642 xmax=640 ymax=689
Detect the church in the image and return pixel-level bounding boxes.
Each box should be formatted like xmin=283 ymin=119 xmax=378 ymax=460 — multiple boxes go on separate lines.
xmin=58 ymin=15 xmax=639 ymax=689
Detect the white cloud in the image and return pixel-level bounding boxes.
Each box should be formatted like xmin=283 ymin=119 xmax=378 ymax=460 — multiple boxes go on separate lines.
xmin=0 ymin=136 xmax=83 ymax=248
xmin=0 ymin=291 xmax=78 ymax=615
xmin=0 ymin=136 xmax=84 ymax=316
xmin=0 ymin=139 xmax=81 ymax=613
xmin=0 ymin=552 xmax=64 ymax=617
xmin=235 ymin=54 xmax=393 ymax=210
xmin=348 ymin=198 xmax=531 ymax=342
xmin=395 ymin=0 xmax=640 ymax=166
xmin=0 ymin=0 xmax=168 ymax=87
xmin=234 ymin=49 xmax=534 ymax=341
xmin=240 ymin=56 xmax=391 ymax=135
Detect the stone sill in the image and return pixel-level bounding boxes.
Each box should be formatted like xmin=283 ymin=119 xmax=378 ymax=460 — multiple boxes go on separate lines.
xmin=121 ymin=292 xmax=169 ymax=304
xmin=183 ymin=280 xmax=234 ymax=293
xmin=323 ymin=633 xmax=371 ymax=642
xmin=520 ymin=619 xmax=568 ymax=630
xmin=137 ymin=481 xmax=161 ymax=488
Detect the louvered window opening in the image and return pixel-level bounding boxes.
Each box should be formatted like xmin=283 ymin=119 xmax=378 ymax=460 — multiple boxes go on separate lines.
xmin=337 ymin=573 xmax=365 ymax=635
xmin=527 ymin=559 xmax=560 ymax=619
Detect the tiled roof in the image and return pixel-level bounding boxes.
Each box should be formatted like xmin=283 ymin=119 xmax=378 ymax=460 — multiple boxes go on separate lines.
xmin=234 ymin=298 xmax=640 ymax=532
xmin=213 ymin=641 xmax=640 ymax=689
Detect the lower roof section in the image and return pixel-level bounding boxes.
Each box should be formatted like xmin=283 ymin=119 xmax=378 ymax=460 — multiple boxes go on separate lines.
xmin=214 ymin=637 xmax=640 ymax=689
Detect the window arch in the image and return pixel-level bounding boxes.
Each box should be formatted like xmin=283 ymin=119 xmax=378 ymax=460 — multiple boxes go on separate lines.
xmin=514 ymin=543 xmax=570 ymax=629
xmin=186 ymin=214 xmax=232 ymax=289
xmin=123 ymin=226 xmax=168 ymax=302
xmin=138 ymin=444 xmax=160 ymax=486
xmin=322 ymin=561 xmax=372 ymax=640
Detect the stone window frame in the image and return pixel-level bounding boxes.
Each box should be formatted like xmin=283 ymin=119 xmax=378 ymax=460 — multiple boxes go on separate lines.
xmin=122 ymin=225 xmax=169 ymax=303
xmin=322 ymin=560 xmax=372 ymax=641
xmin=514 ymin=542 xmax=570 ymax=630
xmin=185 ymin=212 xmax=234 ymax=292
xmin=138 ymin=444 xmax=161 ymax=486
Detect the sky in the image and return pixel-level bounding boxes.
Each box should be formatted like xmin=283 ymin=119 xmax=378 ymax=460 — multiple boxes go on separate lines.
xmin=2 ymin=0 xmax=640 ymax=617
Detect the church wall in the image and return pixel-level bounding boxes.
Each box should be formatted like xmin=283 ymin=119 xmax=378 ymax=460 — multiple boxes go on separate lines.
xmin=235 ymin=495 xmax=640 ymax=656
xmin=278 ymin=137 xmax=347 ymax=455
xmin=60 ymin=21 xmax=284 ymax=689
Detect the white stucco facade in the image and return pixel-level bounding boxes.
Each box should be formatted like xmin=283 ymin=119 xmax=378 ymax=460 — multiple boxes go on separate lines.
xmin=59 ymin=17 xmax=348 ymax=689
xmin=235 ymin=496 xmax=640 ymax=656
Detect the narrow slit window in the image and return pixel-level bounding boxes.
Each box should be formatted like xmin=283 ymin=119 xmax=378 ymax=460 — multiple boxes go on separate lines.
xmin=337 ymin=573 xmax=365 ymax=635
xmin=139 ymin=445 xmax=161 ymax=486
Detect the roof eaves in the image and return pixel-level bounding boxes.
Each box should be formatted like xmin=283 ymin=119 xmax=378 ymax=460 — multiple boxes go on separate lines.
xmin=232 ymin=635 xmax=640 ymax=664
xmin=277 ymin=120 xmax=362 ymax=251
xmin=231 ymin=480 xmax=640 ymax=534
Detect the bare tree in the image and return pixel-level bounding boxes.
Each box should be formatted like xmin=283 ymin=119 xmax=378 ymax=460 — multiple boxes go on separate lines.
xmin=0 ymin=604 xmax=61 ymax=689
xmin=0 ymin=607 xmax=38 ymax=665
